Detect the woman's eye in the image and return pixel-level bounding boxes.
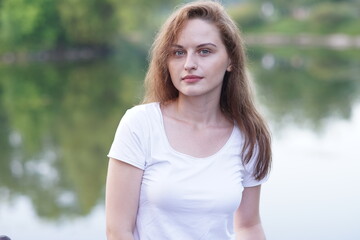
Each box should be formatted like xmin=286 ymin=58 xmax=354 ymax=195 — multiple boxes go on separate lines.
xmin=174 ymin=50 xmax=185 ymax=56
xmin=199 ymin=49 xmax=211 ymax=55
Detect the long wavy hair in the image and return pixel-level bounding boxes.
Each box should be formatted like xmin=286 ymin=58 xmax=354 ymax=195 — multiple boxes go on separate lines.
xmin=142 ymin=0 xmax=271 ymax=180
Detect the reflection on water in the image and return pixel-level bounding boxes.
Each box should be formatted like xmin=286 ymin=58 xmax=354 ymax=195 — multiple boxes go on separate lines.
xmin=0 ymin=46 xmax=359 ymax=239
xmin=263 ymin=103 xmax=360 ymax=240
xmin=249 ymin=47 xmax=360 ymax=129
xmin=0 ymin=40 xmax=146 ymax=222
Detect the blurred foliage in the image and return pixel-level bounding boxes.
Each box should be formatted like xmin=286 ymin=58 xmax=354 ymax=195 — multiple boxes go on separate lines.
xmin=228 ymin=2 xmax=266 ymax=32
xmin=0 ymin=0 xmax=182 ymax=53
xmin=0 ymin=0 xmax=64 ymax=51
xmin=0 ymin=0 xmax=359 ymax=54
xmin=57 ymin=0 xmax=116 ymax=45
xmin=309 ymin=2 xmax=358 ymax=34
xmin=232 ymin=0 xmax=360 ymax=35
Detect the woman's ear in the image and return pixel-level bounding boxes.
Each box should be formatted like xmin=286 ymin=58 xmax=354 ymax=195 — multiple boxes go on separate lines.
xmin=227 ymin=64 xmax=232 ymax=72
xmin=226 ymin=59 xmax=232 ymax=72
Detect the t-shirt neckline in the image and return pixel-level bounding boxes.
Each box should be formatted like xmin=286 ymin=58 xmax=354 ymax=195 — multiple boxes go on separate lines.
xmin=153 ymin=102 xmax=236 ymax=160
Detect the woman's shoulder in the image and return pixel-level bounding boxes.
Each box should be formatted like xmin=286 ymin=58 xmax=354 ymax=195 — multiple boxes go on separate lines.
xmin=124 ymin=102 xmax=159 ymax=117
xmin=121 ymin=102 xmax=160 ymax=125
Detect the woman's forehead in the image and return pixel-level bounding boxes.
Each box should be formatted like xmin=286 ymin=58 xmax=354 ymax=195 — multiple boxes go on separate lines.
xmin=173 ymin=19 xmax=222 ymax=45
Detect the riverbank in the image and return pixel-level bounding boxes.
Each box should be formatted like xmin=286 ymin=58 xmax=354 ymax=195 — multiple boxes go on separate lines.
xmin=0 ymin=47 xmax=110 ymax=65
xmin=1 ymin=34 xmax=359 ymax=65
xmin=245 ymin=34 xmax=360 ymax=49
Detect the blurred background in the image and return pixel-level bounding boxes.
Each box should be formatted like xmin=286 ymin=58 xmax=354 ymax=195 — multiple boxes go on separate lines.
xmin=0 ymin=0 xmax=359 ymax=239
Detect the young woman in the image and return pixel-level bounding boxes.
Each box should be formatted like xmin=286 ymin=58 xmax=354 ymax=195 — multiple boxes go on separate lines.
xmin=106 ymin=1 xmax=272 ymax=239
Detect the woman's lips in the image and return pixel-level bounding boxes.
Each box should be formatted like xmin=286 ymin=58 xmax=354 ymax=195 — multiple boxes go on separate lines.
xmin=182 ymin=75 xmax=203 ymax=83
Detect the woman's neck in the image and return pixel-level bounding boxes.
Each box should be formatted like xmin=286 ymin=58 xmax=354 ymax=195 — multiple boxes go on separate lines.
xmin=166 ymin=95 xmax=228 ymax=128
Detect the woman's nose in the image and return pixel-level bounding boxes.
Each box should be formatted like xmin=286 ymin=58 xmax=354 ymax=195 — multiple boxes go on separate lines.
xmin=184 ymin=54 xmax=197 ymax=71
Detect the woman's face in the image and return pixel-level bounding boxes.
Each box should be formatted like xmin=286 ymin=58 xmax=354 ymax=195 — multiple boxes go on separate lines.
xmin=167 ymin=18 xmax=231 ymax=101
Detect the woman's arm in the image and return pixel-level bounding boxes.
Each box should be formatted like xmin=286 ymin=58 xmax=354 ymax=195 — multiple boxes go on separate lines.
xmin=105 ymin=158 xmax=144 ymax=240
xmin=234 ymin=185 xmax=266 ymax=240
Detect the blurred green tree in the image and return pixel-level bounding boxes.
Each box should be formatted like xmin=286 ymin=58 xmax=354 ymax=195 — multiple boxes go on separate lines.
xmin=0 ymin=0 xmax=65 ymax=51
xmin=57 ymin=0 xmax=116 ymax=46
xmin=0 ymin=0 xmax=182 ymax=53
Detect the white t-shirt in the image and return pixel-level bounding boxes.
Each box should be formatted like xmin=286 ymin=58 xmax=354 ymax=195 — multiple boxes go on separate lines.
xmin=108 ymin=102 xmax=267 ymax=240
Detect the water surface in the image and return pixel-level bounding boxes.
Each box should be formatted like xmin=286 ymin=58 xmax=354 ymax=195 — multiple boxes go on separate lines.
xmin=1 ymin=46 xmax=359 ymax=239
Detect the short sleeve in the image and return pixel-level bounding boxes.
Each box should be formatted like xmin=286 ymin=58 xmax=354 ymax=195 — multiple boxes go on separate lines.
xmin=242 ymin=145 xmax=269 ymax=187
xmin=107 ymin=107 xmax=148 ymax=170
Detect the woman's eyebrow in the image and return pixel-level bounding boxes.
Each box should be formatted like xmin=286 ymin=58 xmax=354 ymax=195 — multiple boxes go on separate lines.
xmin=197 ymin=43 xmax=217 ymax=48
xmin=170 ymin=44 xmax=183 ymax=48
xmin=170 ymin=43 xmax=217 ymax=48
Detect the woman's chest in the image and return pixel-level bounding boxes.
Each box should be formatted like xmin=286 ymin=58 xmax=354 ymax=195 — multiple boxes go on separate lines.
xmin=140 ymin=154 xmax=244 ymax=214
xmin=163 ymin=122 xmax=234 ymax=158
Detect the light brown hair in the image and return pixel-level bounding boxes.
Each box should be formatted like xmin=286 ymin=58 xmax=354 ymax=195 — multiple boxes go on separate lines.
xmin=143 ymin=0 xmax=271 ymax=180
